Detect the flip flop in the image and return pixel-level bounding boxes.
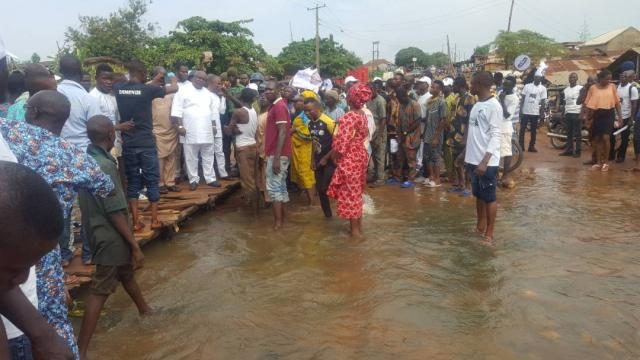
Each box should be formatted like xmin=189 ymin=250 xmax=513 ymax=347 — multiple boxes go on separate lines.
xmin=601 ymin=164 xmax=610 ymax=172
xmin=460 ymin=190 xmax=473 ymax=197
xmin=400 ymin=181 xmax=415 ymax=188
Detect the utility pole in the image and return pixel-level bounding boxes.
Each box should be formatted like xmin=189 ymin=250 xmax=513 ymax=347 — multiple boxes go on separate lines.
xmin=446 ymin=34 xmax=452 ymax=67
xmin=372 ymin=41 xmax=380 ymax=65
xmin=289 ymin=21 xmax=294 ymax=42
xmin=507 ymin=0 xmax=515 ymax=32
xmin=308 ymin=3 xmax=326 ymax=69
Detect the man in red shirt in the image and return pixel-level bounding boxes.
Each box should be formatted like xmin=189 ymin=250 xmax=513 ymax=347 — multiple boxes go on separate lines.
xmin=263 ymin=81 xmax=292 ymax=230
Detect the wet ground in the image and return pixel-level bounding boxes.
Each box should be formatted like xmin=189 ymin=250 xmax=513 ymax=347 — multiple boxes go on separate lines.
xmin=76 ymin=140 xmax=640 ymax=360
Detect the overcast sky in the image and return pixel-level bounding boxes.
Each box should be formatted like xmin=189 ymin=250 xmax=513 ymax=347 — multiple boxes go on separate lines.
xmin=2 ymin=0 xmax=639 ymax=63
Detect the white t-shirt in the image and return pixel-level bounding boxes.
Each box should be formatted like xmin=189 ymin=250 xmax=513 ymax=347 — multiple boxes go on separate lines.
xmin=521 ymin=83 xmax=547 ymax=116
xmin=0 ymin=139 xmax=38 ymax=340
xmin=617 ymin=83 xmax=639 ymax=119
xmin=210 ymin=92 xmax=224 ymax=139
xmin=89 ymin=88 xmax=122 ymax=150
xmin=502 ymin=93 xmax=519 ymax=134
xmin=563 ymin=85 xmax=583 ymax=114
xmin=171 ymin=83 xmax=215 ymax=144
xmin=465 ymin=97 xmax=503 ymax=167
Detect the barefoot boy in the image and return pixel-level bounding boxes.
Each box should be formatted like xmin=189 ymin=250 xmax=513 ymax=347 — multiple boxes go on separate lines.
xmin=77 ymin=116 xmax=153 ymax=358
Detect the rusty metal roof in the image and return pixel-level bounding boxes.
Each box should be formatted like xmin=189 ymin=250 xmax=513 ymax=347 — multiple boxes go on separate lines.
xmin=545 ymin=56 xmax=617 ymax=85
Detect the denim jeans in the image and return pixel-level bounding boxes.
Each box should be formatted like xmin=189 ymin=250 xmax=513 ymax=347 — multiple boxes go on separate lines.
xmin=123 ymin=147 xmax=160 ymax=202
xmin=8 ymin=335 xmax=34 ymax=360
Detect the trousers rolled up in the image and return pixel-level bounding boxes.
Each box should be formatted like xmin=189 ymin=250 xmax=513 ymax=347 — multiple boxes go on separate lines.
xmin=235 ymin=144 xmax=258 ymax=203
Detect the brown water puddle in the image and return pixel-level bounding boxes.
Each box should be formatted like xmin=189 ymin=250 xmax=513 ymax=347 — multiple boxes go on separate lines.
xmin=75 ymin=165 xmax=640 ymax=359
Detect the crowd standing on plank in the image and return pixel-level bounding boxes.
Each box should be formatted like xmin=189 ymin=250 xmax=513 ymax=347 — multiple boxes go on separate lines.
xmin=0 ymin=45 xmax=639 ymax=358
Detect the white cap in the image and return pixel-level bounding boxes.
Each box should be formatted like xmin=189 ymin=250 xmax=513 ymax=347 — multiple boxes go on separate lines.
xmin=442 ymin=77 xmax=454 ymax=87
xmin=344 ymin=75 xmax=358 ymax=84
xmin=417 ymin=76 xmax=432 ymax=85
xmin=373 ymin=77 xmax=383 ymax=82
xmin=247 ymin=83 xmax=259 ymax=91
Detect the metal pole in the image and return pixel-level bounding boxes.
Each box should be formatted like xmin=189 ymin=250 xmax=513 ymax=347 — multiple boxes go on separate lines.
xmin=308 ymin=3 xmax=326 ymax=69
xmin=507 ymin=0 xmax=515 ymax=32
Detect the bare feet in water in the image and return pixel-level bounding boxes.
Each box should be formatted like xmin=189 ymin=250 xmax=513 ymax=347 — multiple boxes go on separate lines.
xmin=150 ymin=220 xmax=163 ymax=230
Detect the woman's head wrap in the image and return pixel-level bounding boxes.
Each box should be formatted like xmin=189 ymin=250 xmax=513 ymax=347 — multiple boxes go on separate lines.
xmin=347 ymin=83 xmax=372 ymax=109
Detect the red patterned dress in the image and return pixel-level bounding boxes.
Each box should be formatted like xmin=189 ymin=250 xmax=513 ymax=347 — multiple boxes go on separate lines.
xmin=327 ymin=110 xmax=369 ymax=219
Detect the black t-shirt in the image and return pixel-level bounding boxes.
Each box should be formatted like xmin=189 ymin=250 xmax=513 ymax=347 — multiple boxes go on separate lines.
xmin=115 ymin=82 xmax=165 ymax=149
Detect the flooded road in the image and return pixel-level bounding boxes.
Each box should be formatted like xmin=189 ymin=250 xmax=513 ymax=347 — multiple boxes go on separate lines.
xmin=79 ymin=167 xmax=640 ymax=359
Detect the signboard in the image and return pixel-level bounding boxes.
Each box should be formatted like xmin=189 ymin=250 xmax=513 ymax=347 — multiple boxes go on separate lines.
xmin=514 ymin=54 xmax=531 ymax=71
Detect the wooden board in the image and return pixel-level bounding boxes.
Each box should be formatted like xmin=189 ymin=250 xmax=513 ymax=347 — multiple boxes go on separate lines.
xmin=64 ymin=180 xmax=240 ymax=292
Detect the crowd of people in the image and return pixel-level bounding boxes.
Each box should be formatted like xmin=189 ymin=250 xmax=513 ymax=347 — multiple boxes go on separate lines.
xmin=0 ymin=46 xmax=638 ymax=359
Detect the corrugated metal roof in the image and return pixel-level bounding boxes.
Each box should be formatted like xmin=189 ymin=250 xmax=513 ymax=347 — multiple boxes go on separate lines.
xmin=583 ymin=26 xmax=639 ymax=46
xmin=545 ymin=56 xmax=617 ymax=85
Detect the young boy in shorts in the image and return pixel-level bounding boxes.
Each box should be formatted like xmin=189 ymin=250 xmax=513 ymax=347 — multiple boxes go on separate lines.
xmin=465 ymin=72 xmax=503 ymax=246
xmin=77 ymin=116 xmax=153 ymax=358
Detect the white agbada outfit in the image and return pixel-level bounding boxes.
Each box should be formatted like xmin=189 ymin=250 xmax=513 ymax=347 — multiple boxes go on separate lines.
xmin=171 ymin=83 xmax=218 ymax=184
xmin=210 ymin=91 xmax=228 ymax=178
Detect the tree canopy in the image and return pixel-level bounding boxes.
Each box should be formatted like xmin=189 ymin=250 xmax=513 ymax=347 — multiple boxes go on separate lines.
xmin=473 ymin=44 xmax=491 ymax=56
xmin=141 ymin=16 xmax=275 ymax=75
xmin=395 ymin=48 xmax=451 ymax=68
xmin=395 ymin=47 xmax=428 ymax=68
xmin=494 ymin=30 xmax=564 ymax=66
xmin=65 ymin=0 xmax=154 ymax=62
xmin=277 ymin=36 xmax=361 ymax=78
xmin=30 ymin=53 xmax=41 ymax=64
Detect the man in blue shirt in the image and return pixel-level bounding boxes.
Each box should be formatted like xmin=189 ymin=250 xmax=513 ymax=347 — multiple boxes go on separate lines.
xmin=57 ymin=55 xmax=102 ymax=150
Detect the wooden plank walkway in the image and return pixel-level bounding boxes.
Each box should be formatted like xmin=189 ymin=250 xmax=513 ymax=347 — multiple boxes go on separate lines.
xmin=64 ymin=179 xmax=240 ymax=290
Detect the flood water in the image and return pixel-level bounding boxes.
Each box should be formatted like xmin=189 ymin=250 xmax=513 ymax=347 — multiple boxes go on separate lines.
xmin=78 ymin=167 xmax=640 ymax=359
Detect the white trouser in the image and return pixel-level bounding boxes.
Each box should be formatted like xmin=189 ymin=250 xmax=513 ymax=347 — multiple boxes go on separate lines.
xmin=416 ymin=142 xmax=424 ymax=169
xmin=213 ymin=136 xmax=228 ymax=178
xmin=184 ymin=143 xmax=216 ymax=184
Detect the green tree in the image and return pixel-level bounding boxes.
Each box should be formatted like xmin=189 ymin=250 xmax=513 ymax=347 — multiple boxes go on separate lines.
xmin=277 ymin=36 xmax=361 ymax=77
xmin=494 ymin=30 xmax=563 ymax=66
xmin=425 ymin=52 xmax=450 ymax=68
xmin=30 ymin=53 xmax=41 ymax=64
xmin=64 ymin=0 xmax=154 ymax=62
xmin=395 ymin=47 xmax=428 ymax=67
xmin=473 ymin=44 xmax=491 ymax=56
xmin=141 ymin=17 xmax=272 ymax=75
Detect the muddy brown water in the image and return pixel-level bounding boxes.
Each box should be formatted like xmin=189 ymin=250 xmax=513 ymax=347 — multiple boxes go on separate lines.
xmin=76 ymin=168 xmax=640 ymax=360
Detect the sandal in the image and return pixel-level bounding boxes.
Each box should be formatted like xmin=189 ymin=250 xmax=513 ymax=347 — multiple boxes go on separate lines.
xmin=591 ymin=164 xmax=602 ymax=170
xmin=601 ymin=164 xmax=609 ymax=172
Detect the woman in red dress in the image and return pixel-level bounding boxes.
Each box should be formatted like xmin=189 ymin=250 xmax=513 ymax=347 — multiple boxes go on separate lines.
xmin=327 ymin=83 xmax=372 ymax=237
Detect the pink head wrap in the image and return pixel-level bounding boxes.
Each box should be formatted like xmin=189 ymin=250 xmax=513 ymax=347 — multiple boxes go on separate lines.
xmin=347 ymin=83 xmax=373 ymax=109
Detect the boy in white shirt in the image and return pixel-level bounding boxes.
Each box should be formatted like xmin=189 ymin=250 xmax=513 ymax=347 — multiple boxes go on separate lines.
xmin=498 ymin=76 xmax=519 ymax=182
xmin=559 ymin=73 xmax=584 ymax=157
xmin=465 ymin=71 xmax=502 ymax=246
xmin=518 ymin=74 xmax=547 ymax=152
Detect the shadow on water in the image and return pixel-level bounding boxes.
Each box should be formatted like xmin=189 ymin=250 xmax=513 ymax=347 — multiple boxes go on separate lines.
xmin=80 ymin=168 xmax=640 ymax=360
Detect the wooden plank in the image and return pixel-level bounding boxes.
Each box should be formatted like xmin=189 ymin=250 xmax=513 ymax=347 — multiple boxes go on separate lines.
xmin=65 ymin=180 xmax=240 ymax=293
